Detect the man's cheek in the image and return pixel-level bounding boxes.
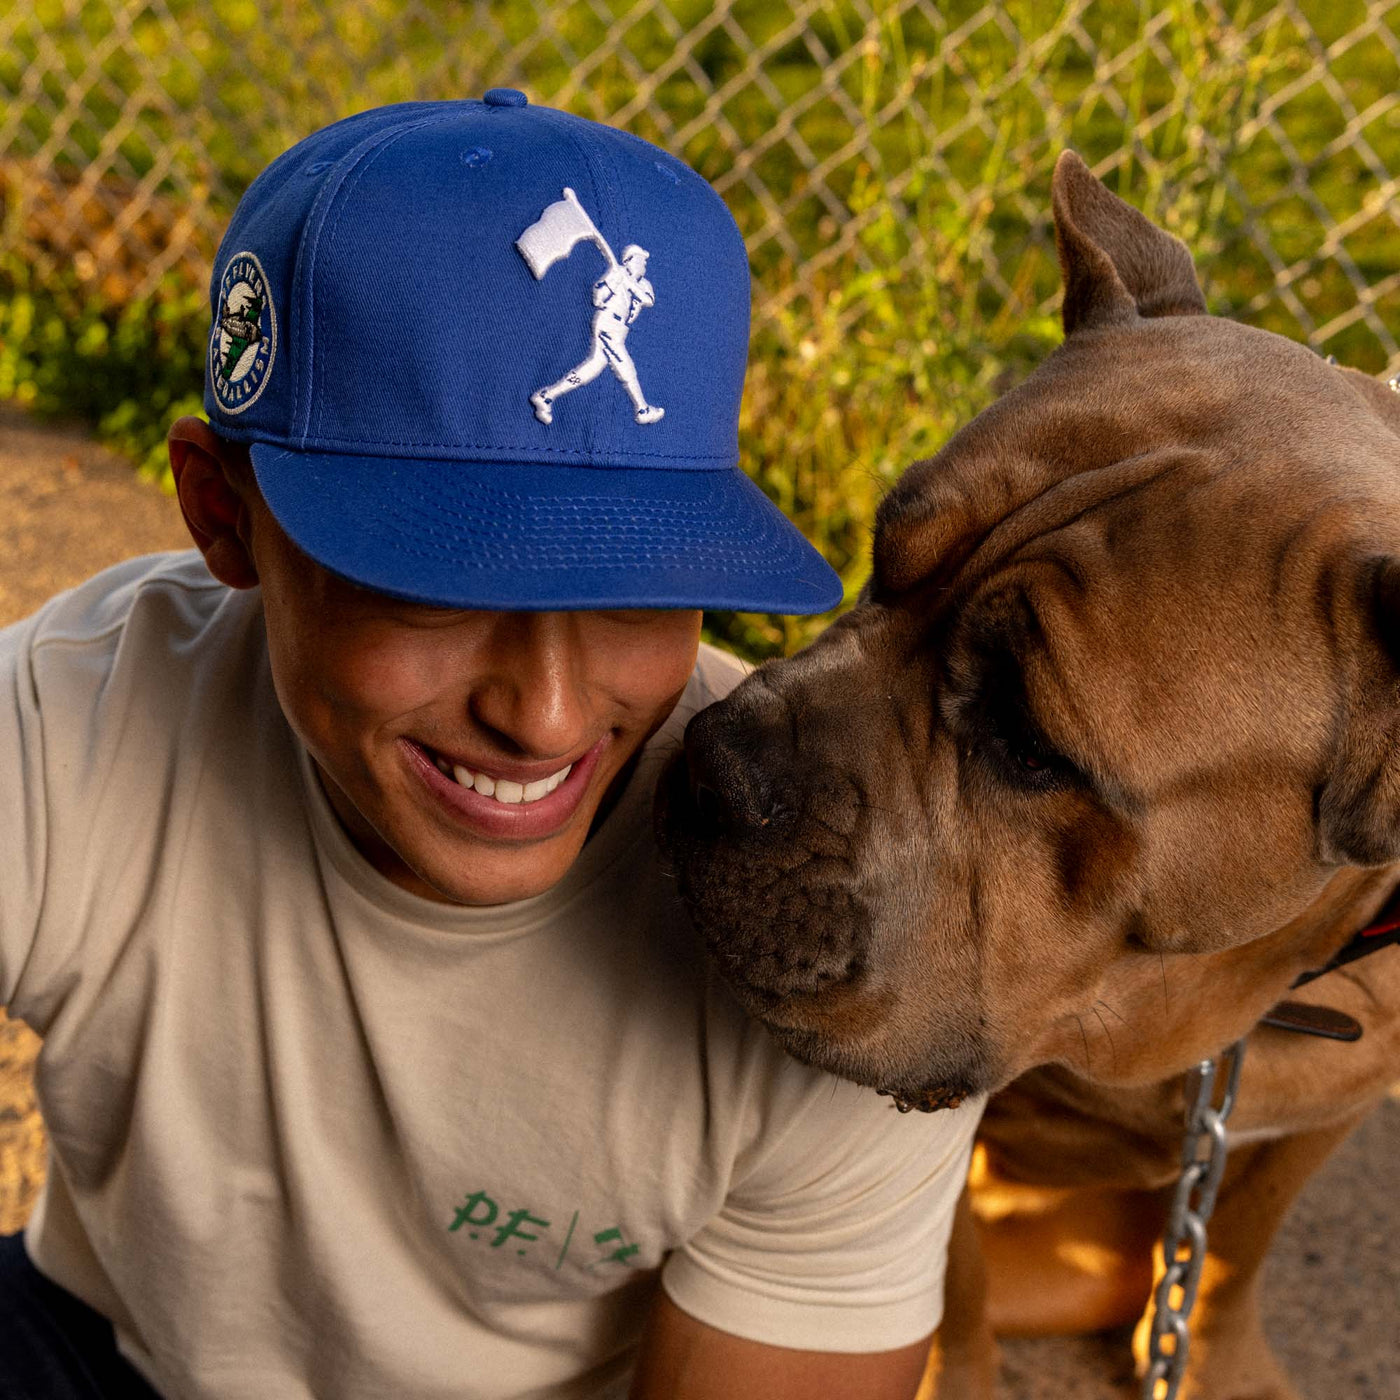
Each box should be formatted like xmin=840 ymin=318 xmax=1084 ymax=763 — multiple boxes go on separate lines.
xmin=326 ymin=639 xmax=446 ymax=724
xmin=617 ymin=622 xmax=701 ymax=716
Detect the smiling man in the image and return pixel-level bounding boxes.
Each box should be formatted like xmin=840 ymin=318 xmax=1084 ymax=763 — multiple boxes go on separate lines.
xmin=0 ymin=97 xmax=983 ymax=1399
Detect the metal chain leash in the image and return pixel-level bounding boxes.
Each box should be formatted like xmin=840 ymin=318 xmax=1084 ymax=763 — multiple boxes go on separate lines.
xmin=1139 ymin=1037 xmax=1247 ymax=1400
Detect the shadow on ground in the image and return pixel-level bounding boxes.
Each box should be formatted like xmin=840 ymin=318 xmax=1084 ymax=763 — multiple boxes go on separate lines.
xmin=0 ymin=402 xmax=1396 ymax=1397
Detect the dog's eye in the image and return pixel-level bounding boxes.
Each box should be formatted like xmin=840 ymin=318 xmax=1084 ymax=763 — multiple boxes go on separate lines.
xmin=1012 ymin=738 xmax=1051 ymax=772
xmin=986 ymin=706 xmax=1073 ymax=787
xmin=1005 ymin=731 xmax=1063 ymax=777
xmin=953 ymin=629 xmax=1080 ymax=790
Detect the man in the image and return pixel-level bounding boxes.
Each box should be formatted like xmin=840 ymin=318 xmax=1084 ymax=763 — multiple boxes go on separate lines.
xmin=0 ymin=93 xmax=981 ymax=1398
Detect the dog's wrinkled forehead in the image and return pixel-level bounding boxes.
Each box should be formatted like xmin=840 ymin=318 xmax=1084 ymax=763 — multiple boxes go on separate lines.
xmin=871 ymin=319 xmax=1382 ymax=603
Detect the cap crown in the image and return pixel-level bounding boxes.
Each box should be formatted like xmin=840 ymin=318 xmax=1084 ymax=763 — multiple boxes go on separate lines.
xmin=204 ymin=99 xmax=750 ymax=470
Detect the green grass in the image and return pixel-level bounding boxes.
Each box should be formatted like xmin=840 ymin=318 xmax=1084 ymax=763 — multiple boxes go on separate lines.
xmin=4 ymin=0 xmax=1400 ymax=660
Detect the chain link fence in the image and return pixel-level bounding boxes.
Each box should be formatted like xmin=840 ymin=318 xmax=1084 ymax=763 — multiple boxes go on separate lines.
xmin=4 ymin=0 xmax=1400 ymax=371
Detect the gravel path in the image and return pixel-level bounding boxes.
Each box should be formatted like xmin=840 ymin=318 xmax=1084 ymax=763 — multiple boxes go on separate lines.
xmin=0 ymin=402 xmax=1395 ymax=1396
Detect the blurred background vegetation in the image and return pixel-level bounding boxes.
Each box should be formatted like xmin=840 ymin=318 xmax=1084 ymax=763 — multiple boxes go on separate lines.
xmin=4 ymin=0 xmax=1400 ymax=659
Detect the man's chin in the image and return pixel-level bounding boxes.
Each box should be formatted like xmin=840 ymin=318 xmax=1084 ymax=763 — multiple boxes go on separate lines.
xmin=326 ymin=770 xmax=594 ymax=907
xmin=396 ymin=825 xmax=592 ymax=907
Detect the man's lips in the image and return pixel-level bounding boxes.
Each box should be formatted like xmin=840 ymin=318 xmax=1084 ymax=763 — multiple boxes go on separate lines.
xmin=416 ymin=741 xmax=581 ymax=787
xmin=399 ymin=734 xmax=609 ymax=840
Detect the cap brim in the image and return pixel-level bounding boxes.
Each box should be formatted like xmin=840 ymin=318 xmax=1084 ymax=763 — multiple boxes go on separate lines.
xmin=249 ymin=445 xmax=844 ymax=614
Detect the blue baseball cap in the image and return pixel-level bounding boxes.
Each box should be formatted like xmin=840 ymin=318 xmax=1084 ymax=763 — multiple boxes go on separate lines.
xmin=202 ymin=93 xmax=842 ymax=614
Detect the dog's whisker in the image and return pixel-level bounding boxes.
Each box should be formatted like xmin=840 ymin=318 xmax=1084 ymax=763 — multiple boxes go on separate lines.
xmin=1091 ymin=1004 xmax=1118 ymax=1072
xmin=1073 ymin=1014 xmax=1091 ymax=1073
xmin=1095 ymin=997 xmax=1128 ymax=1025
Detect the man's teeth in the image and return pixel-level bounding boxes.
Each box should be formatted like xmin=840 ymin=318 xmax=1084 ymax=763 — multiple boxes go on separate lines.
xmin=432 ymin=754 xmax=572 ymax=804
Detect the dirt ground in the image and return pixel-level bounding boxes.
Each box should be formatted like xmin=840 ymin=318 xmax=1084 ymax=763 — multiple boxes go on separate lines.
xmin=0 ymin=400 xmax=1395 ymax=1396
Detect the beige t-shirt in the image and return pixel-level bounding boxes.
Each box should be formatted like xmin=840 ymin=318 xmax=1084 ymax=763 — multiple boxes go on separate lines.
xmin=0 ymin=552 xmax=981 ymax=1400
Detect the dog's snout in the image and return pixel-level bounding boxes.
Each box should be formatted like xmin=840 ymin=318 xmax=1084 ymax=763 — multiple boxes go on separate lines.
xmin=683 ymin=704 xmax=783 ymax=835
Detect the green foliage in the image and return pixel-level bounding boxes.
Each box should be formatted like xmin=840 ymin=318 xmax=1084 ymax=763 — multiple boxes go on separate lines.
xmin=0 ymin=254 xmax=205 ymax=489
xmin=705 ymin=233 xmax=1060 ymax=662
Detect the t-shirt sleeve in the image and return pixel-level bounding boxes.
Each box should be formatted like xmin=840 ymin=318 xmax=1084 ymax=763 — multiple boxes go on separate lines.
xmin=661 ymin=1070 xmax=984 ymax=1353
xmin=0 ymin=610 xmax=49 ymax=1012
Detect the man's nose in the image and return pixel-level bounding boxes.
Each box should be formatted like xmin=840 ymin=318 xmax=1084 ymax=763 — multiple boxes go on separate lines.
xmin=469 ymin=614 xmax=589 ymax=759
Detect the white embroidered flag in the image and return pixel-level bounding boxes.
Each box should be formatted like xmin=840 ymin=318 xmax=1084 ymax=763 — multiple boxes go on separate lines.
xmin=516 ymin=188 xmax=607 ymax=279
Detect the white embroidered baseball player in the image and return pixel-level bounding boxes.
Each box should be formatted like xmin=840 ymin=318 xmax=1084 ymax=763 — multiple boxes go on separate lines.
xmin=516 ymin=189 xmax=665 ymax=426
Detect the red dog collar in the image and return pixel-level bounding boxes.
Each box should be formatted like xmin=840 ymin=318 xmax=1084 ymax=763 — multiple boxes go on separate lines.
xmin=1260 ymin=882 xmax=1400 ymax=1042
xmin=1291 ymin=882 xmax=1400 ymax=989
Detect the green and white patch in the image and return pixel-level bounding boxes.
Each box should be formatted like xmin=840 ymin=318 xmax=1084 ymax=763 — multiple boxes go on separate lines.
xmin=210 ymin=251 xmax=276 ymax=414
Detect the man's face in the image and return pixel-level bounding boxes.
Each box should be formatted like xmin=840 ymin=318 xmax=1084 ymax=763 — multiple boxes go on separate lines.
xmin=246 ymin=496 xmax=701 ymax=907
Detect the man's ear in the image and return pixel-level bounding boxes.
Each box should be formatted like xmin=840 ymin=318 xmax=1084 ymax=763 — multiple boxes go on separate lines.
xmin=1052 ymin=151 xmax=1207 ymax=336
xmin=1317 ymin=557 xmax=1400 ymax=866
xmin=167 ymin=416 xmax=259 ymax=590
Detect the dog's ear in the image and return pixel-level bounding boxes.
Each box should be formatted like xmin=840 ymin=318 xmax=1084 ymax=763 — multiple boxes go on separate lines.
xmin=1052 ymin=151 xmax=1207 ymax=336
xmin=1318 ymin=557 xmax=1400 ymax=866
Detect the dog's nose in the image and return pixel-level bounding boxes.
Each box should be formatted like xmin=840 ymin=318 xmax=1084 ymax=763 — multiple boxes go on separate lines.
xmin=683 ymin=706 xmax=778 ymax=835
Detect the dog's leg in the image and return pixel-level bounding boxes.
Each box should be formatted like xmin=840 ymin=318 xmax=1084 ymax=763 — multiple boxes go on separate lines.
xmin=983 ymin=1188 xmax=1163 ymax=1337
xmin=1132 ymin=1108 xmax=1370 ymax=1400
xmin=920 ymin=1186 xmax=999 ymax=1400
xmin=970 ymin=1146 xmax=1163 ymax=1337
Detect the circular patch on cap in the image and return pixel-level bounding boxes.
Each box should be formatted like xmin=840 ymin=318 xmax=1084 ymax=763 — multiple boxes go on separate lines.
xmin=209 ymin=251 xmax=277 ymax=415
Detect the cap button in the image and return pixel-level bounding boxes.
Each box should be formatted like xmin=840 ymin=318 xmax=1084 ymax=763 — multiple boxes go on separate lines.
xmin=483 ymin=88 xmax=528 ymax=108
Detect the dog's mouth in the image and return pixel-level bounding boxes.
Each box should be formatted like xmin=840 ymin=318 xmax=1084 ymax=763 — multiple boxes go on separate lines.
xmin=876 ymin=1084 xmax=974 ymax=1114
xmin=660 ymin=746 xmax=996 ymax=1109
xmin=746 ymin=1000 xmax=991 ymax=1114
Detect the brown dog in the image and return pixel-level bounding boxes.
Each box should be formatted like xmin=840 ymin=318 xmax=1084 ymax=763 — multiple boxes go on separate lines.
xmin=658 ymin=153 xmax=1400 ymax=1399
